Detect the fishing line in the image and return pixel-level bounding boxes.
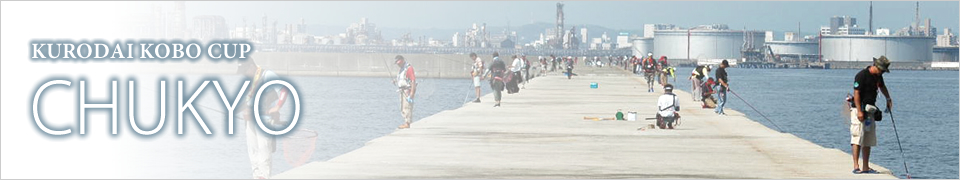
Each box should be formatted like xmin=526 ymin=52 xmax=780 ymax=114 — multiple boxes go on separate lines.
xmin=417 ymin=69 xmax=436 ymax=101
xmin=728 ymin=90 xmax=785 ymax=133
xmin=888 ymin=110 xmax=912 ymax=179
xmin=377 ymin=53 xmax=405 ymax=118
xmin=198 ymin=102 xmax=317 ymax=168
xmin=840 ymin=93 xmax=853 ymax=125
xmin=377 ymin=53 xmax=395 ymax=78
xmin=429 ymin=53 xmax=478 ymax=104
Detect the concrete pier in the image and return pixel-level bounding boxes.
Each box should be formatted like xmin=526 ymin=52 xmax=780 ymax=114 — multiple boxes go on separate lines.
xmin=273 ymin=65 xmax=896 ymax=179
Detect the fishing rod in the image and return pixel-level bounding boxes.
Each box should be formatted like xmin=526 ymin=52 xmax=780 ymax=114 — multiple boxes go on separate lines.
xmin=378 ymin=53 xmax=395 ymax=78
xmin=887 ymin=109 xmax=912 ymax=179
xmin=380 ymin=53 xmax=421 ymax=93
xmin=428 ymin=53 xmax=484 ymax=104
xmin=728 ymin=90 xmax=785 ymax=133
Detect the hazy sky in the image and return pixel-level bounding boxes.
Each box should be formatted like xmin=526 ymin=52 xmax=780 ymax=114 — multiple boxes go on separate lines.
xmin=183 ymin=1 xmax=959 ymax=37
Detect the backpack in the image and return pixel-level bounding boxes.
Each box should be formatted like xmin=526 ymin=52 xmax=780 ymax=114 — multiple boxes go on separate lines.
xmin=703 ymin=78 xmax=716 ymax=94
xmin=694 ymin=66 xmax=705 ymax=79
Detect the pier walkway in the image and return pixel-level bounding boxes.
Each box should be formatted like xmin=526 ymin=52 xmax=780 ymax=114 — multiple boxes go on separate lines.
xmin=273 ymin=65 xmax=895 ymax=179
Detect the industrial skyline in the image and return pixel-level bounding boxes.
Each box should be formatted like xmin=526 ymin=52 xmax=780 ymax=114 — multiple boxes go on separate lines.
xmin=135 ymin=1 xmax=958 ymax=63
xmin=181 ymin=1 xmax=958 ymax=38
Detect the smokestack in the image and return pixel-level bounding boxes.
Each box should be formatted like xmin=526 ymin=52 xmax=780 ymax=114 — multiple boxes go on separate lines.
xmin=915 ymin=1 xmax=920 ymax=29
xmin=556 ymin=2 xmax=564 ymax=48
xmin=869 ymin=1 xmax=873 ymax=34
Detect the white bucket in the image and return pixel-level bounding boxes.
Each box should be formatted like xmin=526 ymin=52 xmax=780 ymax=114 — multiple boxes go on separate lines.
xmin=627 ymin=112 xmax=637 ymax=121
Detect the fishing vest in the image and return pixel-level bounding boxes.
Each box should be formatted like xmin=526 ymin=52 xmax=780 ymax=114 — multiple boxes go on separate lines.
xmin=396 ymin=63 xmax=413 ymax=89
xmin=245 ymin=67 xmax=284 ymax=107
xmin=644 ymin=58 xmax=655 ymax=70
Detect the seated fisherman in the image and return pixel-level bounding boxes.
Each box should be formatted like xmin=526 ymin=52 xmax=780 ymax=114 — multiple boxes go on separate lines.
xmin=657 ymin=84 xmax=681 ymax=129
xmin=701 ymin=77 xmax=718 ymax=108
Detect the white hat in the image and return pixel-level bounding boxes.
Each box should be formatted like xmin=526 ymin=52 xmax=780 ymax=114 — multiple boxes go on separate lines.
xmin=647 ymin=53 xmax=653 ymax=56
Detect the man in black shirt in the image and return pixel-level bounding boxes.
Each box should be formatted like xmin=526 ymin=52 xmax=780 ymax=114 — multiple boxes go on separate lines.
xmin=849 ymin=56 xmax=893 ymax=174
xmin=714 ymin=60 xmax=730 ymax=115
xmin=488 ymin=52 xmax=507 ymax=107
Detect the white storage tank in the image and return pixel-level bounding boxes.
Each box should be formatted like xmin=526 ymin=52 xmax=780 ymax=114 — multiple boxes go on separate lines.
xmin=821 ymin=35 xmax=934 ymax=62
xmin=932 ymin=46 xmax=959 ymax=62
xmin=631 ymin=37 xmax=654 ymax=56
xmin=654 ymin=29 xmax=766 ymax=60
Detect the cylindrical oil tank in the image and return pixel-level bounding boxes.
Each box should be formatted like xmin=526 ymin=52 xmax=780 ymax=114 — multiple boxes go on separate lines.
xmin=654 ymin=30 xmax=765 ymax=60
xmin=632 ymin=37 xmax=654 ymax=56
xmin=766 ymin=41 xmax=818 ymax=55
xmin=821 ymin=35 xmax=934 ymax=62
xmin=932 ymin=46 xmax=959 ymax=62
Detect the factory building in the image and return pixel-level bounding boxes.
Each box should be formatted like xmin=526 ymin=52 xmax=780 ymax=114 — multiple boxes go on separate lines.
xmin=762 ymin=31 xmax=820 ymax=62
xmin=344 ymin=18 xmax=383 ymax=45
xmin=767 ymin=41 xmax=819 ymax=61
xmin=820 ymin=16 xmax=866 ymax=35
xmin=191 ymin=15 xmax=228 ymax=41
xmin=933 ymin=28 xmax=959 ymax=62
xmin=615 ymin=32 xmax=631 ymax=49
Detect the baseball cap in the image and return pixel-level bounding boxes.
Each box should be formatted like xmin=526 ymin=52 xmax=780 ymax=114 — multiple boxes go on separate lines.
xmin=395 ymin=55 xmax=405 ymax=64
xmin=874 ymin=56 xmax=891 ymax=73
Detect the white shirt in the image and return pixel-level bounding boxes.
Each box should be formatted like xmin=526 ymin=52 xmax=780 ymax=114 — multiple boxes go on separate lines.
xmin=657 ymin=93 xmax=679 ymax=117
xmin=472 ymin=57 xmax=483 ymax=76
xmin=701 ymin=68 xmax=711 ymax=80
xmin=511 ymin=58 xmax=523 ymax=72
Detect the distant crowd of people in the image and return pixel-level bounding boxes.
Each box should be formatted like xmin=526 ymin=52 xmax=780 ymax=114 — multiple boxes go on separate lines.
xmin=382 ymin=52 xmax=897 ymax=177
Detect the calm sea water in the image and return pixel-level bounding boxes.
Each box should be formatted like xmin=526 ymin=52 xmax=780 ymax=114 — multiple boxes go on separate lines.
xmin=120 ymin=75 xmax=491 ymax=179
xmin=120 ymin=68 xmax=956 ymax=179
xmin=672 ymin=67 xmax=959 ymax=179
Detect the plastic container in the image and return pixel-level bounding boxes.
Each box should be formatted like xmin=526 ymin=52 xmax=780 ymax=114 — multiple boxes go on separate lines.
xmin=627 ymin=112 xmax=637 ymax=121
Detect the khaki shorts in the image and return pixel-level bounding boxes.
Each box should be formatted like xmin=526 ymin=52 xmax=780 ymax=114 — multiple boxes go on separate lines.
xmin=473 ymin=76 xmax=481 ymax=87
xmin=850 ymin=108 xmax=877 ymax=146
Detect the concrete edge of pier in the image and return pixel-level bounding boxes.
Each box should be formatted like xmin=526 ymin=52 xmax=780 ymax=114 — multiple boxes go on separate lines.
xmin=273 ymin=65 xmax=898 ymax=179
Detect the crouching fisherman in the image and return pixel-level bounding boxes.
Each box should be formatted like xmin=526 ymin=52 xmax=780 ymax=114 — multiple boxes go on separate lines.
xmin=656 ymin=84 xmax=681 ymax=129
xmin=237 ymin=59 xmax=290 ymax=179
